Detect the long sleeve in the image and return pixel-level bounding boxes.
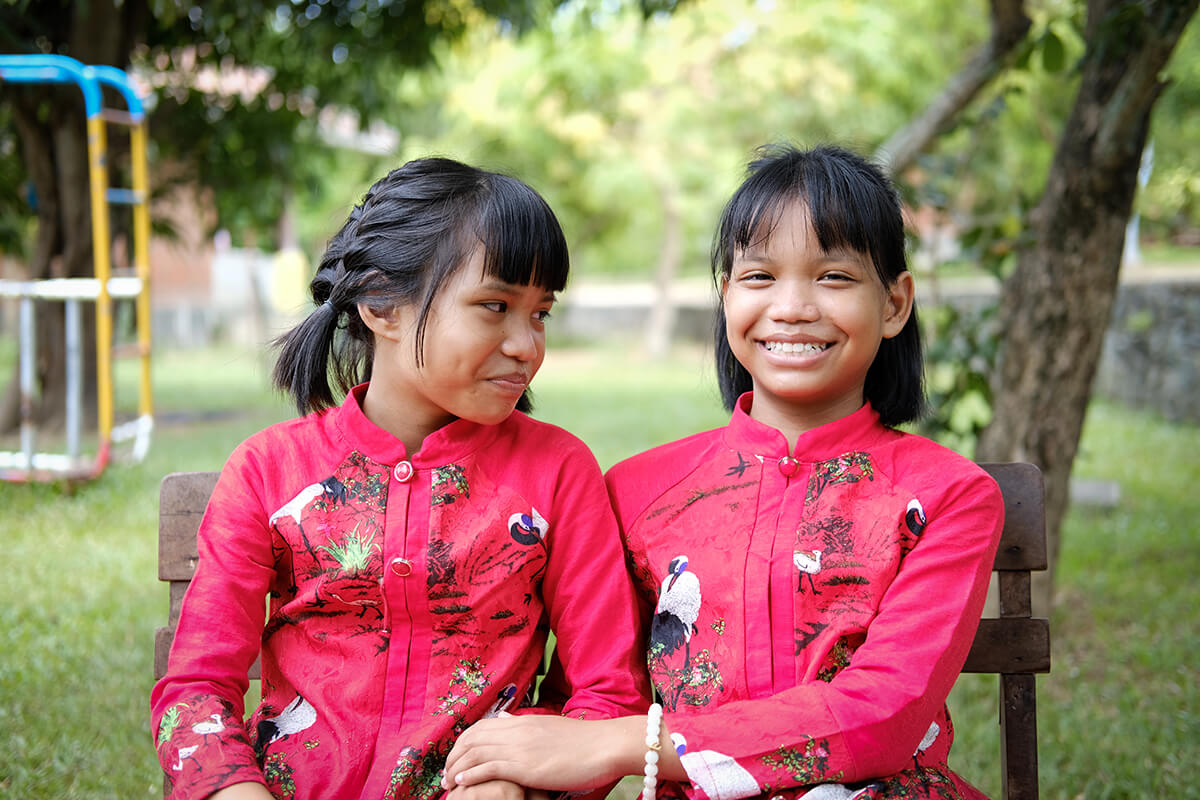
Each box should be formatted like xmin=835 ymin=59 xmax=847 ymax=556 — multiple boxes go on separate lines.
xmin=150 ymin=444 xmax=274 ymax=798
xmin=534 ymin=440 xmax=652 ymax=720
xmin=606 ymin=402 xmax=1005 ymax=800
xmin=664 ymin=470 xmax=1003 ymax=797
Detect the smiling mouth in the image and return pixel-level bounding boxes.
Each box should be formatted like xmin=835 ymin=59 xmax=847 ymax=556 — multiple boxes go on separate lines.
xmin=762 ymin=341 xmax=831 ymax=355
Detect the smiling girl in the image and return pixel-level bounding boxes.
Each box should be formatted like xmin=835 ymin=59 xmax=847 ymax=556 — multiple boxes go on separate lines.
xmin=443 ymin=144 xmax=1005 ymax=800
xmin=151 ymin=158 xmax=649 ymax=800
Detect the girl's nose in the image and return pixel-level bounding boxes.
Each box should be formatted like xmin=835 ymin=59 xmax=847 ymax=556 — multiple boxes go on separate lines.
xmin=770 ymin=281 xmax=820 ymax=322
xmin=501 ymin=321 xmax=541 ymax=362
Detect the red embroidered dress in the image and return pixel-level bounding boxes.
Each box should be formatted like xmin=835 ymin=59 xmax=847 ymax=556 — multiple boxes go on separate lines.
xmin=151 ymin=385 xmax=649 ymax=800
xmin=606 ymin=397 xmax=1004 ymax=800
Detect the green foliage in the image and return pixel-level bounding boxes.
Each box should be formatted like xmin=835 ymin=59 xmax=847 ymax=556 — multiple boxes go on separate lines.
xmin=1140 ymin=15 xmax=1200 ymax=239
xmin=918 ymin=303 xmax=998 ymax=456
xmin=0 ymin=0 xmax=563 ymax=248
xmin=400 ymin=0 xmax=993 ymax=278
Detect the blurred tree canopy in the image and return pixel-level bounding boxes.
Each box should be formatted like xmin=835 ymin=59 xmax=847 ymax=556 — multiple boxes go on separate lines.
xmin=1 ymin=0 xmax=1197 ymax=606
xmin=0 ymin=0 xmax=590 ymax=430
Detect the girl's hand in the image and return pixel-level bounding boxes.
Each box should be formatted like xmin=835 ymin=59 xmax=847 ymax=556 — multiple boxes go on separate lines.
xmin=442 ymin=715 xmax=643 ymax=792
xmin=445 ymin=778 xmax=527 ymax=800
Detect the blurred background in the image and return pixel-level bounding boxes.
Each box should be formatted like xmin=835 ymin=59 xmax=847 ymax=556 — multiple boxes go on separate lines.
xmin=0 ymin=0 xmax=1197 ymax=797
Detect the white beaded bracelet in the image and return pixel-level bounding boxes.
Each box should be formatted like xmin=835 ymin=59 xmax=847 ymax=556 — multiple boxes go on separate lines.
xmin=643 ymin=702 xmax=664 ymax=800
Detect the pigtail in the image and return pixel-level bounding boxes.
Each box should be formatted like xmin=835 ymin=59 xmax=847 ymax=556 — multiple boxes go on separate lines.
xmin=273 ymin=157 xmax=568 ymax=420
xmin=271 ymin=266 xmax=343 ymax=415
xmin=273 ymin=208 xmax=372 ymax=415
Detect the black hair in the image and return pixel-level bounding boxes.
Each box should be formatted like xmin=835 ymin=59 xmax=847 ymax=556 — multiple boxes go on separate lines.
xmin=711 ymin=143 xmax=925 ymax=426
xmin=273 ymin=157 xmax=569 ymax=416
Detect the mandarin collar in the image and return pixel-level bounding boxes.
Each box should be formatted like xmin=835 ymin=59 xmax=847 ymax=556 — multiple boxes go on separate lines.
xmin=722 ymin=392 xmax=889 ymax=462
xmin=333 ymin=383 xmax=501 ymax=467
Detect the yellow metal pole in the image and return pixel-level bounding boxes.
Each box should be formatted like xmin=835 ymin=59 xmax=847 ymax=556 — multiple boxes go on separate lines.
xmin=87 ymin=114 xmax=114 ymax=444
xmin=130 ymin=121 xmax=153 ymax=417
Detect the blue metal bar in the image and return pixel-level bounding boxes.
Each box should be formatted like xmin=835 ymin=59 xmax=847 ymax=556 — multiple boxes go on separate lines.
xmin=106 ymin=188 xmax=145 ymax=205
xmin=0 ymin=54 xmax=102 ymax=117
xmin=89 ymin=64 xmax=145 ymax=119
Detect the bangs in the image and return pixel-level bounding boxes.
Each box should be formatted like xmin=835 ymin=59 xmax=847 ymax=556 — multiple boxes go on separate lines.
xmin=477 ymin=175 xmax=569 ymax=292
xmin=716 ymin=145 xmax=905 ymax=284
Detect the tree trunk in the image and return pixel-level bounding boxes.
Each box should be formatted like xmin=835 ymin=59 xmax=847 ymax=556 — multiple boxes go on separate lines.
xmin=976 ymin=0 xmax=1198 ymax=613
xmin=645 ymin=172 xmax=683 ymax=360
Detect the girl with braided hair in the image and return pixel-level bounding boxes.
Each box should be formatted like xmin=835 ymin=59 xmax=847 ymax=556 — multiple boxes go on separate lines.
xmin=152 ymin=157 xmax=650 ymax=800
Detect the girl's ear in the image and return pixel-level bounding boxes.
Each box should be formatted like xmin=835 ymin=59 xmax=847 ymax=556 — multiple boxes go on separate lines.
xmin=357 ymin=302 xmax=403 ymax=342
xmin=881 ymin=272 xmax=915 ymax=339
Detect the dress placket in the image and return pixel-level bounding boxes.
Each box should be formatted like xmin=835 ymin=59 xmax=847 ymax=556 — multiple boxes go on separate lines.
xmin=770 ymin=460 xmax=809 ymax=693
xmin=362 ymin=455 xmax=432 ymax=796
xmin=743 ymin=455 xmax=781 ymax=699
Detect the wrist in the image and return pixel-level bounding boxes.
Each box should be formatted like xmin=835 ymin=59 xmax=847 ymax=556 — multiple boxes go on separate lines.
xmin=596 ymin=716 xmax=652 ymax=779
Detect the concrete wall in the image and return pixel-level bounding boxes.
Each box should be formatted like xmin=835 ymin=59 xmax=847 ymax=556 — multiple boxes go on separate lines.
xmin=1094 ymin=279 xmax=1200 ymax=423
xmin=555 ymin=271 xmax=1200 ymax=424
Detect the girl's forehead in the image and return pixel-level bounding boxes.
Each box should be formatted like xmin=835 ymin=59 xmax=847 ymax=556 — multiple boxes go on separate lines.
xmin=736 ymin=199 xmax=871 ymax=265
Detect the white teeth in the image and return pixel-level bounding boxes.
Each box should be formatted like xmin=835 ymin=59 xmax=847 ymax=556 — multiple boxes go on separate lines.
xmin=765 ymin=341 xmax=828 ymax=355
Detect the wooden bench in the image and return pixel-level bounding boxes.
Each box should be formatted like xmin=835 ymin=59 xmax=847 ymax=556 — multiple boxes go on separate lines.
xmin=155 ymin=463 xmax=1050 ymax=799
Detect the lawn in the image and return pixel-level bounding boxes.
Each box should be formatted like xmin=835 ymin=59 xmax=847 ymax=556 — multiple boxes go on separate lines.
xmin=0 ymin=343 xmax=1196 ymax=798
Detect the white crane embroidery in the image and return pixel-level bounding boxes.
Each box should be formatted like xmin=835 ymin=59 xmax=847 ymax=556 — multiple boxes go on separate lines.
xmin=794 ymin=549 xmax=823 ymax=594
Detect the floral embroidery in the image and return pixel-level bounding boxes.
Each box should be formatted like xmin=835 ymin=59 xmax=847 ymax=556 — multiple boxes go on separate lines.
xmin=263 ymin=752 xmax=297 ymax=798
xmin=870 ymin=765 xmax=961 ymax=799
xmin=760 ymin=737 xmax=843 ymax=788
xmin=387 ymin=743 xmax=448 ymax=800
xmin=433 ymin=658 xmax=492 ymax=720
xmin=431 ymin=464 xmax=470 ymax=505
xmin=817 ymin=636 xmax=857 ymax=682
xmin=650 ymin=645 xmax=724 ymax=710
xmin=338 ymin=451 xmax=389 ymax=508
xmin=806 ymin=453 xmax=874 ymax=503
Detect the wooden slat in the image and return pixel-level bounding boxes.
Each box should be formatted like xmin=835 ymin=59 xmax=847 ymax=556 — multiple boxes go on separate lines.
xmin=1001 ymin=673 xmax=1040 ymax=800
xmin=980 ymin=462 xmax=1047 ymax=572
xmin=962 ymin=618 xmax=1051 ymax=674
xmin=154 ymin=627 xmax=173 ymax=681
xmin=166 ymin=581 xmax=188 ymax=628
xmin=158 ymin=471 xmax=218 ymax=580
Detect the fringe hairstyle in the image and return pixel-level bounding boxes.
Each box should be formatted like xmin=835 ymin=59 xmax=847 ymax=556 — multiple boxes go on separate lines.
xmin=711 ymin=144 xmax=925 ymax=426
xmin=273 ymin=157 xmax=569 ymax=416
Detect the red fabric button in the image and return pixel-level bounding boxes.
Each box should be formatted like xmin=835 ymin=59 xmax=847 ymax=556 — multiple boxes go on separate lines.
xmin=393 ymin=461 xmax=414 ymax=482
xmin=390 ymin=557 xmax=413 ymax=577
xmin=777 ymin=456 xmax=799 ymax=477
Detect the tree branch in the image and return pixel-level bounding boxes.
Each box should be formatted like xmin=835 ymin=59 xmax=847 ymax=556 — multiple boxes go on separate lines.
xmin=875 ymin=0 xmax=1032 ymax=175
xmin=1094 ymin=0 xmax=1196 ymax=167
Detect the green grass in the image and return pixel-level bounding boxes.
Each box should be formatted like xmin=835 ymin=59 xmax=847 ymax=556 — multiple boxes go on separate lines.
xmin=1 ymin=344 xmax=1197 ymax=798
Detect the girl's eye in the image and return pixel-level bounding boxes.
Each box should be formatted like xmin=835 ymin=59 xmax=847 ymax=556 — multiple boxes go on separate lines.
xmin=738 ymin=271 xmax=772 ymax=283
xmin=820 ymin=271 xmax=855 ymax=283
xmin=482 ymin=301 xmax=507 ymax=313
xmin=534 ymin=309 xmax=552 ymax=323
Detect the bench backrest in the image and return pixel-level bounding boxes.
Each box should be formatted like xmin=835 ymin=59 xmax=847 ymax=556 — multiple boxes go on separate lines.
xmin=155 ymin=462 xmax=1049 ymax=799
